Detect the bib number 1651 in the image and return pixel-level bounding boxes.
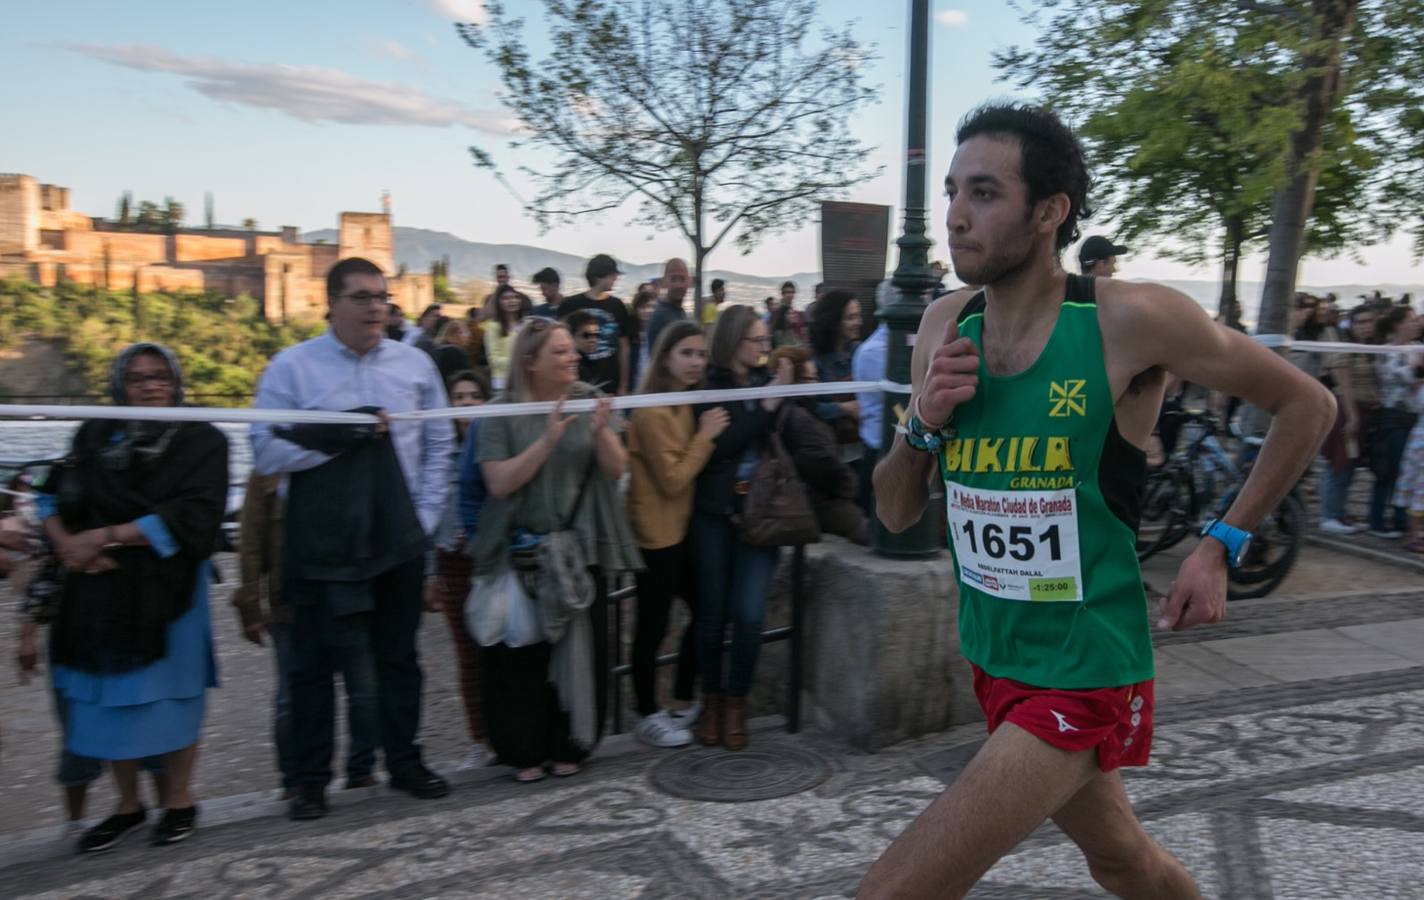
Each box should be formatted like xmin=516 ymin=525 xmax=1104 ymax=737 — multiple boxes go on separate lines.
xmin=957 ymin=520 xmax=1062 ymax=562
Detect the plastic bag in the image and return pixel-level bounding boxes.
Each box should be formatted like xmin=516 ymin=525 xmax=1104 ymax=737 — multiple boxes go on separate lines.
xmin=465 ymin=567 xmax=542 ymax=648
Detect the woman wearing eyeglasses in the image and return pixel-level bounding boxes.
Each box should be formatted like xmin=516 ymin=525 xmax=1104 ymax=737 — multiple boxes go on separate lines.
xmin=688 ymin=304 xmax=793 ymax=750
xmin=467 ymin=318 xmax=641 ymax=782
xmin=38 ymin=342 xmax=227 ymax=852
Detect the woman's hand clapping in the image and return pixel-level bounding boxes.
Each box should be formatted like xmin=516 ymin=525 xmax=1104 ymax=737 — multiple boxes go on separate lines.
xmin=697 ymin=407 xmax=730 ymax=440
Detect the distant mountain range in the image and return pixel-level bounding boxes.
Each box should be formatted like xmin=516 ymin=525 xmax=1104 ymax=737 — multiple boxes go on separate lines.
xmin=306 ymin=226 xmax=1422 ymax=321
xmin=304 ymin=226 xmax=819 ymax=297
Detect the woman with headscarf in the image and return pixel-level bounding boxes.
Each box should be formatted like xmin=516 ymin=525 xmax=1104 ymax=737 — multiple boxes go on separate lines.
xmin=38 ymin=343 xmax=228 ymax=853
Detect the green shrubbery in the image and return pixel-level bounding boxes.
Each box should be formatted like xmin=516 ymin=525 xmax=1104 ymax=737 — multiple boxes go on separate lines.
xmin=0 ymin=278 xmax=322 ymax=401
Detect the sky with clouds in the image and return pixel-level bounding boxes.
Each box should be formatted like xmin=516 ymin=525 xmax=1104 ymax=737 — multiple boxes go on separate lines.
xmin=4 ymin=0 xmax=1421 ymax=288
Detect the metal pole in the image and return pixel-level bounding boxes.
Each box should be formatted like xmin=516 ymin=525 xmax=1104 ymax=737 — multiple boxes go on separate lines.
xmin=873 ymin=0 xmax=941 ymax=559
xmin=787 ymin=546 xmax=806 ymax=734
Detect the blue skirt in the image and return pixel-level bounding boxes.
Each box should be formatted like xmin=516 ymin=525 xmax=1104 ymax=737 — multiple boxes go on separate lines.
xmin=52 ymin=565 xmax=219 ymax=760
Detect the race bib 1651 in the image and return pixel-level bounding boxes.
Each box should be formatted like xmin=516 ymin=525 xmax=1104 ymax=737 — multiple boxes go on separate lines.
xmin=946 ymin=483 xmax=1084 ymax=603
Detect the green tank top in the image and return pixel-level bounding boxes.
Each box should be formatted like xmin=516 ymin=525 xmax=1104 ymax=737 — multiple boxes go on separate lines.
xmin=938 ymin=275 xmax=1151 ymax=688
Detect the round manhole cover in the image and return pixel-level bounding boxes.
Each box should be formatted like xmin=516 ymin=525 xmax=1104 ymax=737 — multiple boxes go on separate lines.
xmin=649 ymin=742 xmax=832 ymax=803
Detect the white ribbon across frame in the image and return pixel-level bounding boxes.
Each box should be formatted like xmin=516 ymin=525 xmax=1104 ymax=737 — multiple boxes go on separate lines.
xmin=0 ymin=381 xmax=912 ymax=426
xmin=0 ymin=334 xmax=1411 ymax=426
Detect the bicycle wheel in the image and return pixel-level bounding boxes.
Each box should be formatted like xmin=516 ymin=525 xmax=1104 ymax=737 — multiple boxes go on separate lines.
xmin=1136 ymin=465 xmax=1193 ymax=561
xmin=1227 ymin=491 xmax=1305 ymax=600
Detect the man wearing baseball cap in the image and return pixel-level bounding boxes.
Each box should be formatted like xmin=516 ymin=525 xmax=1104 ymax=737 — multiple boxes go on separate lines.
xmin=1078 ymin=235 xmax=1128 ymax=278
xmin=557 ymin=253 xmax=633 ymax=394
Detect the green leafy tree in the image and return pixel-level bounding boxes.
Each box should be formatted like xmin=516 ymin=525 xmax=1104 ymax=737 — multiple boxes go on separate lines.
xmin=0 ymin=278 xmax=322 ymax=399
xmin=997 ymin=0 xmax=1421 ymax=318
xmin=462 ymin=0 xmax=882 ymax=317
xmin=116 ymin=192 xmax=133 ymax=228
xmin=162 ymin=197 xmax=185 ymax=234
xmin=432 ymin=256 xmax=454 ymax=303
xmin=241 ymin=217 xmax=257 ymax=231
xmin=135 ymin=200 xmax=163 ymax=231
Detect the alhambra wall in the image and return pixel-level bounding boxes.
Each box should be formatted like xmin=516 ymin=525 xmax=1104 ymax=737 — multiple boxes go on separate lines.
xmin=0 ymin=174 xmax=431 ymax=321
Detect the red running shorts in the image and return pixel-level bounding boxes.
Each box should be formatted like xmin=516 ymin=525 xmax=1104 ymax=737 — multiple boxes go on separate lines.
xmin=971 ymin=664 xmax=1154 ymax=772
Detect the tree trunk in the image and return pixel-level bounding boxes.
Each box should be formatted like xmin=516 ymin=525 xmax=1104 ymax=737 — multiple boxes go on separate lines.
xmin=1254 ymin=0 xmax=1359 ymax=338
xmin=693 ymin=245 xmax=708 ymax=320
xmin=691 ymin=195 xmax=706 ymax=322
xmin=1218 ymin=215 xmax=1243 ymax=316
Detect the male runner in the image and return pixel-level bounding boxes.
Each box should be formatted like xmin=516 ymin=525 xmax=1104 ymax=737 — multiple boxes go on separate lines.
xmin=860 ymin=103 xmax=1334 ymax=899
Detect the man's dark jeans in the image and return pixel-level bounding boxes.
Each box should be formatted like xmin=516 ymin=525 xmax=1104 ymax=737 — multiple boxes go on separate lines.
xmin=269 ymin=621 xmax=378 ymax=789
xmin=286 ymin=557 xmax=425 ymax=790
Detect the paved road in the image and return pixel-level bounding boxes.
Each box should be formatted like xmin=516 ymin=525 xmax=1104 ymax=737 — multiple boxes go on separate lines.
xmin=3 ymin=540 xmax=1422 ymax=897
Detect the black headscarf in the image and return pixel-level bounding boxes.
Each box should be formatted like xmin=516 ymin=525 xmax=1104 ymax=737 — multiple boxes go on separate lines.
xmin=47 ymin=343 xmax=229 ymax=674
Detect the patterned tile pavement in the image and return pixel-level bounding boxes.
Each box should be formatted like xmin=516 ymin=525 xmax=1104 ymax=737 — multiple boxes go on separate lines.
xmin=2 ymin=663 xmax=1421 ymax=898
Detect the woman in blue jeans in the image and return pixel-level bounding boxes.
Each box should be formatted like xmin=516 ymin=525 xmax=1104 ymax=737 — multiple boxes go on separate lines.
xmin=690 ymin=304 xmax=793 ymax=750
xmin=1370 ymin=307 xmax=1422 ymax=537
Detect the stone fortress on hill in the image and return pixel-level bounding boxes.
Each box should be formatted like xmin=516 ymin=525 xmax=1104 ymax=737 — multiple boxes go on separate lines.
xmin=0 ymin=173 xmax=432 ymax=322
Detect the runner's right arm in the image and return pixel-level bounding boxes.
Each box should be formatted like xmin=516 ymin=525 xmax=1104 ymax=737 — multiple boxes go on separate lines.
xmin=874 ymin=290 xmax=973 ymax=533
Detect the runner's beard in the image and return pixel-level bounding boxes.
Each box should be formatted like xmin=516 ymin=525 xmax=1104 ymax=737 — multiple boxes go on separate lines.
xmin=952 ymin=214 xmax=1039 ymax=288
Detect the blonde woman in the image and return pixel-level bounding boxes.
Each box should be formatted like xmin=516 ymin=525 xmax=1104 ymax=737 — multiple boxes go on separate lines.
xmin=468 ymin=318 xmax=641 ymax=782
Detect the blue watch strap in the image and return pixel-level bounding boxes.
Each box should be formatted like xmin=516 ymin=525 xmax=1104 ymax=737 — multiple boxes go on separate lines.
xmin=1201 ymin=519 xmax=1251 ymax=567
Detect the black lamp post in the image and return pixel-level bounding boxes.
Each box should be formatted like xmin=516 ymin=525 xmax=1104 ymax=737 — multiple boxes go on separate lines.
xmin=873 ymin=0 xmax=941 ymax=559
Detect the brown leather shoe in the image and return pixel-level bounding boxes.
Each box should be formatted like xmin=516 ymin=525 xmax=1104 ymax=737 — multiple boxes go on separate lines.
xmin=724 ymin=697 xmax=748 ymax=751
xmin=695 ymin=694 xmax=724 ymax=746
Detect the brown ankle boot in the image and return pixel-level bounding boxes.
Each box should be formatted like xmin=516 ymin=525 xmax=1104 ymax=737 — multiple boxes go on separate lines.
xmin=723 ymin=697 xmax=748 ymax=751
xmin=695 ymin=694 xmax=724 ymax=746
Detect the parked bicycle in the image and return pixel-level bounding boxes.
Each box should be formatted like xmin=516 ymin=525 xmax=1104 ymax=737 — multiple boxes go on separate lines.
xmin=1137 ymin=410 xmax=1305 ymax=599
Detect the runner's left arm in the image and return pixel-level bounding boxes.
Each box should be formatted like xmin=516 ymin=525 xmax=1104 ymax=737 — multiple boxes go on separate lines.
xmin=1109 ymin=284 xmax=1334 ymax=631
xmin=1116 ymin=284 xmax=1335 ymax=534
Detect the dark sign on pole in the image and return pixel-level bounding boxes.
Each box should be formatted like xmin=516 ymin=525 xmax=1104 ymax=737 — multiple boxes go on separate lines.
xmin=820 ymin=201 xmax=891 ymax=330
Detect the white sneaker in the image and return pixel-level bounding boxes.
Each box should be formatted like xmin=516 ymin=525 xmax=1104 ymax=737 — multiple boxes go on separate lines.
xmin=456 ymin=746 xmax=491 ymax=771
xmin=634 ymin=711 xmax=693 ymax=749
xmin=666 ymin=702 xmax=702 ymax=728
xmin=1320 ymin=518 xmax=1363 ymax=535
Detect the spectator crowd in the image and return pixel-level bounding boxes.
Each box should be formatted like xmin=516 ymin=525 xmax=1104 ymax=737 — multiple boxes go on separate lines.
xmin=4 ymin=251 xmax=900 ymax=853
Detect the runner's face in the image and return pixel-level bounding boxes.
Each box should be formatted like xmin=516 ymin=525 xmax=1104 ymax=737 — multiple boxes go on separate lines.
xmin=1353 ymin=313 xmax=1375 ymax=341
xmin=539 ymin=281 xmax=560 ymax=302
xmin=499 ymin=290 xmax=522 ymax=315
xmin=944 ymin=136 xmax=1043 ymax=287
xmin=667 ymin=335 xmax=707 ymax=388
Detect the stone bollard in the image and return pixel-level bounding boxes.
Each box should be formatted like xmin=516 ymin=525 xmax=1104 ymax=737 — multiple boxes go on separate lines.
xmin=754 ymin=536 xmax=982 ymax=751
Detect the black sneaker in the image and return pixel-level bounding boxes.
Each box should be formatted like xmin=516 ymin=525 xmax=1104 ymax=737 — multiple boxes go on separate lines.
xmin=150 ymin=806 xmax=198 ymax=846
xmin=78 ymin=808 xmax=147 ymax=854
xmin=389 ymin=765 xmax=450 ymax=799
xmin=289 ymin=787 xmax=328 ymax=821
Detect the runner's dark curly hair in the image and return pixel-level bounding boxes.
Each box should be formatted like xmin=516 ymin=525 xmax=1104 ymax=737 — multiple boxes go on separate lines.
xmin=956 ymin=102 xmax=1093 ymax=253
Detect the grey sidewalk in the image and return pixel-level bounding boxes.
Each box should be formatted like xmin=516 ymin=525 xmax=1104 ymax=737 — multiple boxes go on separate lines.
xmin=3 ymin=566 xmax=1422 ymax=897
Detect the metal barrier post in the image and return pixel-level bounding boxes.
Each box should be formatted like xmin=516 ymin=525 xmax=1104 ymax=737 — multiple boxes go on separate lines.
xmin=787 ymin=545 xmax=806 ymax=733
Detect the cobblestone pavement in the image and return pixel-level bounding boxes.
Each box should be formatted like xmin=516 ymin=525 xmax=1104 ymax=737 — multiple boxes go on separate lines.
xmin=3 ymin=540 xmax=1422 ymax=897
xmin=2 ymin=664 xmax=1422 ymax=898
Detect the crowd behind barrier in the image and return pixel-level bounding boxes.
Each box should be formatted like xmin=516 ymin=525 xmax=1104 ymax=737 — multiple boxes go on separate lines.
xmin=2 ymin=256 xmax=1421 ymax=853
